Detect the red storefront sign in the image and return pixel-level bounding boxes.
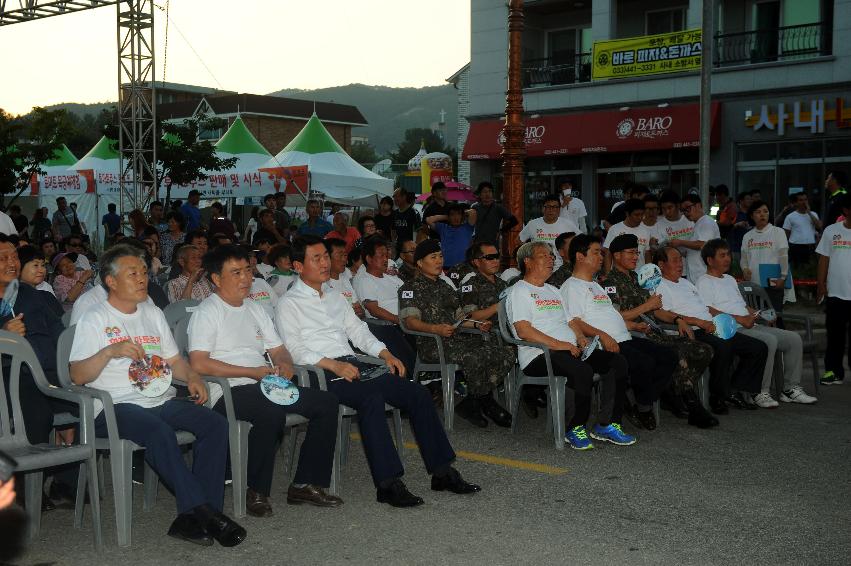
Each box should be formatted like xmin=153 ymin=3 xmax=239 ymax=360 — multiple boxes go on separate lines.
xmin=462 ymin=101 xmax=721 ymax=160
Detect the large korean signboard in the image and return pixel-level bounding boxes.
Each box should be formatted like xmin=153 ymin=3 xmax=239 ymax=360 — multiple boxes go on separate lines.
xmin=592 ymin=29 xmax=702 ymax=80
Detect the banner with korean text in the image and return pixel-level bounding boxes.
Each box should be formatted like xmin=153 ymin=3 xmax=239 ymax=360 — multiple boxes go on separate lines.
xmin=592 ymin=29 xmax=702 ymax=80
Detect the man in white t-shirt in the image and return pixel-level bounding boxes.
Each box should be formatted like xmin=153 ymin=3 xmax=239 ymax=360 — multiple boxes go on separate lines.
xmin=351 ymin=237 xmax=415 ymax=377
xmin=641 ymin=194 xmax=666 ymax=247
xmin=324 ymin=238 xmax=364 ymax=317
xmin=656 ymin=190 xmax=695 ymax=262
xmin=782 ymin=192 xmax=823 ymax=267
xmin=670 ymin=194 xmax=720 ymax=280
xmin=69 ymin=244 xmax=246 ymax=547
xmin=506 ymin=240 xmax=634 ymax=450
xmin=244 ymin=247 xmax=278 ymax=320
xmin=558 ymin=181 xmax=588 ymax=234
xmin=603 ymin=199 xmax=651 ymax=272
xmin=816 ymin=194 xmax=851 ymax=385
xmin=652 ymin=245 xmax=766 ymax=415
xmin=697 ymin=238 xmax=815 ymax=407
xmin=188 ymin=245 xmax=342 ymax=517
xmin=564 ymin=234 xmax=676 ymax=431
xmin=519 ymin=194 xmax=580 ymax=270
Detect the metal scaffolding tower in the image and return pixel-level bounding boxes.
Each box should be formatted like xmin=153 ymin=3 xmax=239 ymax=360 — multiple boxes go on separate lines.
xmin=1 ymin=0 xmax=157 ymax=214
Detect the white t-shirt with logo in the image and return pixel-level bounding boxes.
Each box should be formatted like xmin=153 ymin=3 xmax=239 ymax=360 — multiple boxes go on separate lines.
xmin=656 ymin=215 xmax=695 ymax=248
xmin=247 ymin=277 xmax=278 ymax=320
xmin=685 ymin=215 xmax=720 ymax=280
xmin=656 ymin=277 xmax=713 ymax=323
xmin=519 ymin=217 xmax=579 ymax=269
xmin=603 ymin=221 xmax=651 ymax=268
xmin=269 ymin=273 xmax=297 ymax=298
xmin=815 ymin=222 xmax=851 ymax=300
xmin=70 ymin=285 xmax=155 ymax=325
xmin=642 ymin=221 xmax=666 ymax=246
xmin=696 ymin=273 xmax=749 ymax=316
xmin=782 ymin=210 xmax=820 ymax=244
xmin=559 ymin=198 xmax=587 ymax=229
xmin=741 ymin=224 xmax=795 ymax=302
xmin=506 ymin=279 xmax=577 ymax=369
xmin=70 ymin=300 xmax=178 ymax=414
xmin=188 ymin=293 xmax=284 ymax=406
xmin=351 ymin=271 xmax=403 ymax=317
xmin=325 ymin=275 xmax=359 ymax=307
xmin=562 ymin=277 xmax=631 ymax=343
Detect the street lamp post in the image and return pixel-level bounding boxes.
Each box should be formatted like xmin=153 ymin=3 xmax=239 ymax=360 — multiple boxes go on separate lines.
xmin=502 ymin=0 xmax=525 ymax=265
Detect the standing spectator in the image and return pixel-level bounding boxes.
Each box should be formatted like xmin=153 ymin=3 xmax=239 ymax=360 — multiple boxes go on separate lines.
xmin=30 ymin=207 xmax=53 ymax=243
xmin=670 ymin=194 xmax=720 ymax=280
xmin=782 ymin=192 xmax=822 ymax=268
xmin=602 ymin=199 xmax=651 ymax=272
xmin=393 ymin=188 xmax=420 ymax=243
xmin=324 ymin=203 xmax=342 ymax=224
xmin=252 ymin=209 xmax=287 ymax=245
xmin=51 ymin=198 xmax=81 ymax=241
xmin=8 ymin=205 xmax=28 ymax=237
xmin=729 ymin=191 xmax=754 ymax=260
xmin=102 ymin=203 xmax=122 ymax=242
xmin=606 ymin=183 xmax=648 ymax=229
xmin=427 ymin=204 xmax=476 ymax=269
xmin=180 ymin=190 xmax=202 ymax=231
xmin=741 ymin=200 xmax=795 ymax=311
xmin=128 ymin=208 xmax=150 ymax=239
xmin=714 ymin=184 xmax=737 ymax=239
xmin=824 ymin=170 xmax=848 ymax=225
xmin=422 ymin=182 xmax=451 ymax=224
xmin=148 ymin=200 xmax=168 ymax=233
xmin=273 ymin=192 xmax=291 ymax=233
xmin=558 ymin=181 xmax=587 ymax=234
xmin=472 ymin=181 xmax=517 ymax=244
xmin=655 ymin=191 xmax=694 ymax=253
xmin=518 ymin=194 xmax=579 ymax=270
xmin=374 ymin=196 xmax=395 ymax=240
xmin=816 ymin=194 xmax=851 ymax=386
xmin=208 ymin=202 xmax=236 ymax=240
xmin=166 ymin=245 xmax=213 ymax=303
xmin=262 ymin=194 xmax=288 ymax=238
xmin=641 ymin=194 xmax=665 ymax=247
xmin=324 ymin=212 xmax=360 ymax=253
xmin=52 ymin=252 xmax=94 ymax=311
xmin=297 ymin=199 xmax=333 ymax=237
xmin=160 ymin=210 xmax=187 ymax=266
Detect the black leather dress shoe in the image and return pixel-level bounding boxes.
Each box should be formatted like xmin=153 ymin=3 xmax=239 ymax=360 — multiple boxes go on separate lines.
xmin=725 ymin=394 xmax=749 ymax=410
xmin=246 ymin=488 xmax=273 ymax=517
xmin=709 ymin=395 xmax=729 ymax=415
xmin=431 ymin=467 xmax=481 ymax=494
xmin=168 ymin=514 xmax=213 ymax=547
xmin=376 ymin=479 xmax=424 ymax=508
xmin=455 ymin=397 xmax=488 ymax=428
xmin=480 ymin=396 xmax=512 ymax=428
xmin=637 ymin=410 xmax=657 ymax=431
xmin=287 ymin=484 xmax=343 ymax=507
xmin=623 ymin=404 xmax=644 ymax=430
xmin=738 ymin=392 xmax=759 ymax=410
xmin=204 ymin=512 xmax=246 ymax=547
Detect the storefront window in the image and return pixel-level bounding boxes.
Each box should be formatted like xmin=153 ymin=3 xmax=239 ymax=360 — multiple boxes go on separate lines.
xmin=670 ymin=169 xmax=699 ymax=195
xmin=779 ymin=140 xmax=823 ymax=160
xmin=738 ymin=144 xmax=777 ymax=162
xmin=776 ymin=163 xmax=825 ymax=218
xmin=737 ymin=169 xmax=776 ymax=211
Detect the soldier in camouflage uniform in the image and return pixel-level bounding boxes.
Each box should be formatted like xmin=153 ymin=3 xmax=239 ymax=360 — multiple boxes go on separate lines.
xmin=399 ymin=239 xmax=513 ymax=428
xmin=601 ymin=234 xmax=718 ymax=428
xmin=446 ymin=260 xmax=474 ymax=287
xmin=547 ymin=231 xmax=576 ymax=289
xmin=396 ymin=239 xmax=418 ymax=283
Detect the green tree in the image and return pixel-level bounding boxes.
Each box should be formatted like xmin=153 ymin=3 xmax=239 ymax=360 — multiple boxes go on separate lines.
xmin=0 ymin=107 xmax=74 ymax=204
xmin=388 ymin=127 xmax=455 ymax=165
xmin=349 ymin=140 xmax=380 ymax=165
xmin=157 ymin=116 xmax=237 ymax=206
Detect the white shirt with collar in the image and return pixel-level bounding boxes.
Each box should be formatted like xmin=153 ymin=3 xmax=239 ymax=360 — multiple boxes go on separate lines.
xmin=276 ymin=277 xmax=386 ymax=367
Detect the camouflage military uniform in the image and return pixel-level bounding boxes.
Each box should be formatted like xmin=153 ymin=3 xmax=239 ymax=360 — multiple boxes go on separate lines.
xmin=547 ymin=262 xmax=573 ymax=289
xmin=397 ymin=262 xmax=417 ymax=283
xmin=602 ymin=267 xmax=713 ymax=395
xmin=399 ymin=273 xmax=508 ymax=396
xmin=446 ymin=262 xmax=474 ymax=286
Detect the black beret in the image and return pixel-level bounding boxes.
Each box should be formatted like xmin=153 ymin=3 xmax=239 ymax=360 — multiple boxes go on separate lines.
xmin=414 ymin=238 xmax=442 ymax=263
xmin=608 ymin=233 xmax=639 ymax=254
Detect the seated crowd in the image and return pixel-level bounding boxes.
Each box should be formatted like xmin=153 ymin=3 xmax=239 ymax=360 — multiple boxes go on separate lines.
xmin=3 ymin=188 xmax=839 ymax=550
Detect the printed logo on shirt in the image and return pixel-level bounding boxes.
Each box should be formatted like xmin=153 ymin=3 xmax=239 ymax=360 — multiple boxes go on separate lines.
xmin=249 ymin=291 xmax=270 ymax=302
xmin=532 ymin=294 xmax=563 ymax=311
xmin=590 ymin=291 xmax=612 ymax=305
xmin=104 ymin=326 xmax=121 ymax=338
xmin=534 ymin=229 xmax=560 ymax=242
xmin=746 ymin=239 xmax=773 ymax=250
xmin=402 ymin=290 xmax=414 ymax=298
xmin=666 ymin=226 xmax=694 ymax=239
xmin=341 ymin=290 xmax=354 ymax=304
xmin=461 ymin=285 xmax=473 ymax=293
xmin=255 ymin=325 xmax=263 ymax=341
xmin=831 ymin=233 xmax=851 ymax=249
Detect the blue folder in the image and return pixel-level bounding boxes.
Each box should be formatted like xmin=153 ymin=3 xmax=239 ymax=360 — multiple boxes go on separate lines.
xmin=758 ymin=264 xmax=793 ymax=289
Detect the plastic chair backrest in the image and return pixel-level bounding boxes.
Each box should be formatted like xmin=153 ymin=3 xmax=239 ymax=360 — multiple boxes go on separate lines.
xmin=163 ymin=299 xmax=200 ymax=330
xmin=0 ymin=330 xmax=52 ymax=445
xmin=174 ymin=316 xmax=191 ymax=356
xmin=57 ymin=324 xmax=77 ymax=388
xmin=497 ymin=299 xmax=521 ymax=345
xmin=738 ymin=282 xmax=772 ymax=312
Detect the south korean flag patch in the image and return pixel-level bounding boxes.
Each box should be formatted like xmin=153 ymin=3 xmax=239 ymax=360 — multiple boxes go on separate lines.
xmin=461 ymin=285 xmax=473 ymax=293
xmin=402 ymin=291 xmax=414 ymax=299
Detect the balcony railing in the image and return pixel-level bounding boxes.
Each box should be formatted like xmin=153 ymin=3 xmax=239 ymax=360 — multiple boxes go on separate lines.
xmin=522 ymin=52 xmax=592 ymax=88
xmin=714 ymin=22 xmax=831 ymax=67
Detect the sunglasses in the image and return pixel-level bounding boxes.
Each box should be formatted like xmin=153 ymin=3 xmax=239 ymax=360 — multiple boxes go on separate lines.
xmin=476 ymin=253 xmax=500 ymax=261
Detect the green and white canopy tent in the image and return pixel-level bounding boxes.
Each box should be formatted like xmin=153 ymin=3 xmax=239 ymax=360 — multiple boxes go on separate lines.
xmin=71 ymin=136 xmax=127 ymax=196
xmin=262 ymin=113 xmax=393 ymax=207
xmin=169 ymin=116 xmax=278 ymax=199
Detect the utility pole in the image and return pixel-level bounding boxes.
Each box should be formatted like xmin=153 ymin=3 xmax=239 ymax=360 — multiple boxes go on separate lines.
xmin=502 ymin=0 xmax=525 ymax=265
xmin=698 ymin=0 xmax=714 ymax=206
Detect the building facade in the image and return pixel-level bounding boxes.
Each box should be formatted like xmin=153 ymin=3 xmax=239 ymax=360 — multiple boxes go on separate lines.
xmin=447 ymin=64 xmax=472 ymax=185
xmin=464 ymin=0 xmax=851 ymax=223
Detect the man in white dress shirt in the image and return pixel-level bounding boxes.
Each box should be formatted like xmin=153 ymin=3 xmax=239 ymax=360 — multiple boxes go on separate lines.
xmin=277 ymin=235 xmax=480 ymax=508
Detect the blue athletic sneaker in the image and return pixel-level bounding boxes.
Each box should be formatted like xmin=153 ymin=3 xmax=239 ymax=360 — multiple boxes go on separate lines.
xmin=590 ymin=423 xmax=636 ymax=446
xmin=565 ymin=425 xmax=594 ymax=450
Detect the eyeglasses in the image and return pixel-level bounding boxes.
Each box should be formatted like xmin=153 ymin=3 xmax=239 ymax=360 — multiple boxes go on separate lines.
xmin=476 ymin=253 xmax=500 ymax=261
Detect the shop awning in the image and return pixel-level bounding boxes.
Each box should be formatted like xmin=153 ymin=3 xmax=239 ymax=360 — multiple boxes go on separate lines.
xmin=462 ymin=101 xmax=721 ymax=160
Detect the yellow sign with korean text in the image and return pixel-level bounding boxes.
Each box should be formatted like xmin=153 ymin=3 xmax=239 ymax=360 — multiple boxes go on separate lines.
xmin=592 ymin=29 xmax=703 ymax=80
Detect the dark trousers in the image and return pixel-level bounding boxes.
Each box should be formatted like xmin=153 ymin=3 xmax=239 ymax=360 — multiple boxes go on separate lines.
xmin=825 ymin=297 xmax=851 ymax=380
xmin=696 ymin=330 xmax=767 ymax=396
xmin=95 ymin=400 xmax=228 ymax=514
xmin=322 ymin=372 xmax=455 ymax=487
xmin=618 ymin=338 xmax=677 ymax=407
xmin=524 ymin=349 xmax=628 ymax=429
xmin=214 ymin=383 xmax=338 ymax=495
xmin=367 ymin=323 xmax=416 ymax=379
xmin=789 ymin=243 xmax=815 ymax=266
